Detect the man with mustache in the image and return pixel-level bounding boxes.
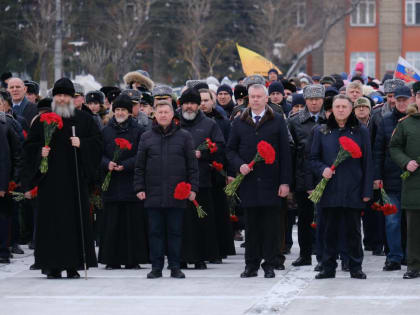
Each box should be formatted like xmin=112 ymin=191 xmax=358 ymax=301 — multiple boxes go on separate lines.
xmin=22 ymin=78 xmax=103 ymax=279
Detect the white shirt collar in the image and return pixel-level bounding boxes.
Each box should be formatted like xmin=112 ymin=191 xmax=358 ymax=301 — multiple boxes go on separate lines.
xmin=251 ymin=109 xmax=266 ymax=119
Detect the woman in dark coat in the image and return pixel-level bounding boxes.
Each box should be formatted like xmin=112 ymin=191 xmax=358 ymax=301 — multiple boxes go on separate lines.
xmin=310 ymin=94 xmax=373 ymax=280
xmin=98 ymin=95 xmax=149 ymax=269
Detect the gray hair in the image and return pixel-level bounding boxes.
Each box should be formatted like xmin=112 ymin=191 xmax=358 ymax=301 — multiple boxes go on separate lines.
xmin=333 ymin=94 xmax=353 ymax=106
xmin=248 ymin=84 xmax=268 ymax=96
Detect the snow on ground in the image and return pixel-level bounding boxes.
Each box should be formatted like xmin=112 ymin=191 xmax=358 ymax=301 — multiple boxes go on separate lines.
xmin=1 ymin=228 xmax=420 ymax=315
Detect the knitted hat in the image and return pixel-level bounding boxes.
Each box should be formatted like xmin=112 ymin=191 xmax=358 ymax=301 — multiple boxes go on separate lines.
xmin=216 ymin=84 xmax=233 ymax=96
xmin=52 ymin=78 xmax=75 ymax=97
xmin=268 ymin=68 xmax=279 ymax=75
xmin=268 ymin=81 xmax=285 ymax=95
xmin=291 ymin=93 xmax=305 ymax=107
xmin=112 ymin=94 xmax=133 ymax=113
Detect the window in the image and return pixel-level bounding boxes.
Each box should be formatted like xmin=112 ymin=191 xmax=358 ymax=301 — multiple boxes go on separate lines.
xmin=406 ymin=0 xmax=420 ymax=25
xmin=406 ymin=52 xmax=420 ymax=71
xmin=295 ymin=0 xmax=306 ymax=26
xmin=350 ymin=52 xmax=376 ymax=78
xmin=351 ymin=0 xmax=376 ymax=26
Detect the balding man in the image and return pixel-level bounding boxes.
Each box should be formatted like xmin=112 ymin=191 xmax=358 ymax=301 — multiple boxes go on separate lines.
xmin=7 ymin=78 xmax=37 ymax=126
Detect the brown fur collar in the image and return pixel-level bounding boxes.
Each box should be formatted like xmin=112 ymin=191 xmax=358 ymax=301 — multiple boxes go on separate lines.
xmin=240 ymin=105 xmax=275 ymax=129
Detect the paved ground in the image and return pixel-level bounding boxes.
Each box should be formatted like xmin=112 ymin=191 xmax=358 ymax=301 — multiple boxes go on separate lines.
xmin=1 ymin=229 xmax=420 ymax=315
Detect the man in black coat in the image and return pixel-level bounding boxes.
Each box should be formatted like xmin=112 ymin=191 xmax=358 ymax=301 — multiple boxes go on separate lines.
xmin=134 ymin=101 xmax=199 ymax=279
xmin=288 ymin=85 xmax=327 ymax=267
xmin=179 ymin=88 xmax=225 ymax=269
xmin=7 ymin=78 xmax=38 ymax=127
xmin=199 ymin=88 xmax=236 ymax=261
xmin=227 ymin=84 xmax=292 ymax=278
xmin=0 ymin=111 xmax=22 ymax=264
xmin=22 ymin=78 xmax=102 ymax=279
xmin=98 ymin=95 xmax=149 ymax=270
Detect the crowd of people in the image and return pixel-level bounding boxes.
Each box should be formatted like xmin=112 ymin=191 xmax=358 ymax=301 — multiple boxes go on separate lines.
xmin=0 ymin=63 xmax=419 ymax=281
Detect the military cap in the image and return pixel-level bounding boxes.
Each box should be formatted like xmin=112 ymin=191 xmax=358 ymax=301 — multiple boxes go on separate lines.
xmin=121 ymin=89 xmax=142 ymax=102
xmin=243 ymin=75 xmax=266 ymax=89
xmin=152 ymin=85 xmax=173 ymax=99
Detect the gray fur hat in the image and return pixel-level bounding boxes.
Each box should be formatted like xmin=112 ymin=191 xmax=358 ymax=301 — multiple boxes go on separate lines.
xmin=303 ymin=84 xmax=325 ymax=99
xmin=383 ymin=79 xmax=405 ymax=94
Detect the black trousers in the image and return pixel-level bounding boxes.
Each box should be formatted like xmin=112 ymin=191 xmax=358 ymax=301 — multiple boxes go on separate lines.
xmin=244 ymin=205 xmax=285 ymax=270
xmin=406 ymin=210 xmax=420 ymax=272
xmin=148 ymin=208 xmax=184 ymax=271
xmin=322 ymin=207 xmax=364 ymax=273
xmin=295 ymin=191 xmax=314 ymax=258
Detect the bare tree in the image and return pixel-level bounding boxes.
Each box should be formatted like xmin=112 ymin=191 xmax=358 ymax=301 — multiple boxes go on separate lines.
xmin=285 ymin=0 xmax=363 ymax=77
xmin=200 ymin=39 xmax=234 ymax=76
xmin=22 ymin=0 xmax=56 ymax=83
xmin=176 ymin=0 xmax=212 ymax=78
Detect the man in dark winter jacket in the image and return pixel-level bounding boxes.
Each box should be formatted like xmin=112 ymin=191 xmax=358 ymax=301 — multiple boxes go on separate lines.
xmin=374 ymin=86 xmax=411 ymax=271
xmin=216 ymin=84 xmax=235 ymax=118
xmin=179 ymin=88 xmax=225 ymax=269
xmin=0 ymin=110 xmax=22 ymax=264
xmin=288 ymin=84 xmax=327 ymax=267
xmin=98 ymin=94 xmax=149 ymax=270
xmin=134 ymin=100 xmax=199 ymax=279
xmin=310 ymin=95 xmax=373 ymax=280
xmin=227 ymin=84 xmax=291 ymax=278
xmin=268 ymin=81 xmax=292 ymax=116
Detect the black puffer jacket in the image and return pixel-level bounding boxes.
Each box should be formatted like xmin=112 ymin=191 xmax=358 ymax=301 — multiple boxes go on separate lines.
xmin=101 ymin=116 xmax=143 ymax=202
xmin=288 ymin=107 xmax=327 ymax=192
xmin=373 ymin=107 xmax=406 ymax=193
xmin=133 ymin=120 xmax=199 ymax=209
xmin=180 ymin=110 xmax=225 ymax=188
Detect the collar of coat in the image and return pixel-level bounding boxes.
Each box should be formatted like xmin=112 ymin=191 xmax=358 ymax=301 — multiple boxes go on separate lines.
xmin=298 ymin=107 xmax=326 ymax=124
xmin=152 ymin=118 xmax=180 ymax=136
xmin=0 ymin=111 xmax=5 ymax=124
xmin=320 ymin=112 xmax=361 ymax=134
xmin=240 ymin=105 xmax=275 ymax=128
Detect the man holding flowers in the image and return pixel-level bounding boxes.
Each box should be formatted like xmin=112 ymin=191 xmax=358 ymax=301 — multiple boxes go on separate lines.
xmin=227 ymin=83 xmax=291 ymax=279
xmin=22 ymin=78 xmax=102 ymax=279
xmin=309 ymin=95 xmax=373 ymax=280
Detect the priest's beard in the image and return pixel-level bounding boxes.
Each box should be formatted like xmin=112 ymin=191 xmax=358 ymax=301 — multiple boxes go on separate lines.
xmin=52 ymin=99 xmax=76 ymax=118
xmin=182 ymin=110 xmax=197 ymax=121
xmin=115 ymin=116 xmax=128 ymax=124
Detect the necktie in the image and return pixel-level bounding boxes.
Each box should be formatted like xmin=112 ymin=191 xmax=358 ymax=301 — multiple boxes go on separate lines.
xmin=255 ymin=115 xmax=261 ymax=124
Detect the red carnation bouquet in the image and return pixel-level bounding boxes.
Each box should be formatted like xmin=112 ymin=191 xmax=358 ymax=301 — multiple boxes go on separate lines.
xmin=224 ymin=140 xmax=276 ymax=197
xmin=371 ymin=183 xmax=397 ymax=216
xmin=174 ymin=182 xmax=207 ymax=218
xmin=210 ymin=161 xmax=227 ymax=178
xmin=39 ymin=112 xmax=63 ymax=174
xmin=101 ymin=138 xmax=132 ymax=191
xmin=11 ymin=186 xmax=38 ymax=202
xmin=197 ymin=138 xmax=218 ymax=154
xmin=401 ymin=156 xmax=420 ymax=180
xmin=8 ymin=181 xmax=18 ymax=194
xmin=309 ymin=136 xmax=362 ymax=204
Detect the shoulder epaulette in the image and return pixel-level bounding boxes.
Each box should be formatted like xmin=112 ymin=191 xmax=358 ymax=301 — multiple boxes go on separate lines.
xmin=398 ymin=115 xmax=410 ymax=123
xmin=372 ymin=104 xmax=383 ymax=110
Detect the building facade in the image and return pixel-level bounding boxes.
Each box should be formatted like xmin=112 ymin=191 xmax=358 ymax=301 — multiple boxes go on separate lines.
xmin=314 ymin=0 xmax=420 ymax=80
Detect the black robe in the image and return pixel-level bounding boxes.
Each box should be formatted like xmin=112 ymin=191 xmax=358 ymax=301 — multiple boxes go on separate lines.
xmin=22 ymin=110 xmax=102 ymax=272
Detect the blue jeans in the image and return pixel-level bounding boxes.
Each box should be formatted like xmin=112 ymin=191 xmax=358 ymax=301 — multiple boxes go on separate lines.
xmin=147 ymin=208 xmax=184 ymax=271
xmin=386 ymin=193 xmax=403 ymax=263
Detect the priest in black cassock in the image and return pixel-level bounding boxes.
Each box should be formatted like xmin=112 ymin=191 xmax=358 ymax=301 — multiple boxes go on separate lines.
xmin=22 ymin=78 xmax=102 ymax=279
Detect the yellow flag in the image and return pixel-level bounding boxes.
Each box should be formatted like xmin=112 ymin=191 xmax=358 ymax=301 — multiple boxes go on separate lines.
xmin=236 ymin=43 xmax=282 ymax=77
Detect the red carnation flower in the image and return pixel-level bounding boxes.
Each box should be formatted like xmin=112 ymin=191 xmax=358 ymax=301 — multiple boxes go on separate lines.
xmin=174 ymin=182 xmax=206 ymax=218
xmin=174 ymin=182 xmax=192 ymax=200
xmin=30 ymin=186 xmax=38 ymax=198
xmin=257 ymin=141 xmax=276 ymax=165
xmin=197 ymin=138 xmax=218 ymax=154
xmin=40 ymin=112 xmax=63 ymax=130
xmin=8 ymin=181 xmax=17 ymax=193
xmin=115 ymin=138 xmax=132 ymax=151
xmin=211 ymin=161 xmax=224 ymax=172
xmin=230 ymin=215 xmax=239 ymax=223
xmin=339 ymin=136 xmax=362 ymax=159
xmin=310 ymin=222 xmax=317 ymax=229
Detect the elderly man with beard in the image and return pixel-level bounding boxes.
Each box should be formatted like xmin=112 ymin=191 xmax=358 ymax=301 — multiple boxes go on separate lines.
xmin=98 ymin=94 xmax=148 ymax=270
xmin=179 ymin=88 xmax=225 ymax=270
xmin=22 ymin=78 xmax=102 ymax=279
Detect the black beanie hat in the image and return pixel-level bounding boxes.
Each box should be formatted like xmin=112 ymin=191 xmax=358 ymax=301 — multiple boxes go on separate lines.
xmin=52 ymin=78 xmax=75 ymax=97
xmin=268 ymin=68 xmax=279 ymax=75
xmin=281 ymin=79 xmax=297 ymax=93
xmin=216 ymin=84 xmax=233 ymax=96
xmin=180 ymin=88 xmax=201 ymax=105
xmin=268 ymin=81 xmax=285 ymax=95
xmin=37 ymin=98 xmax=52 ymax=112
xmin=234 ymin=84 xmax=248 ymax=100
xmin=112 ymin=94 xmax=133 ymax=113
